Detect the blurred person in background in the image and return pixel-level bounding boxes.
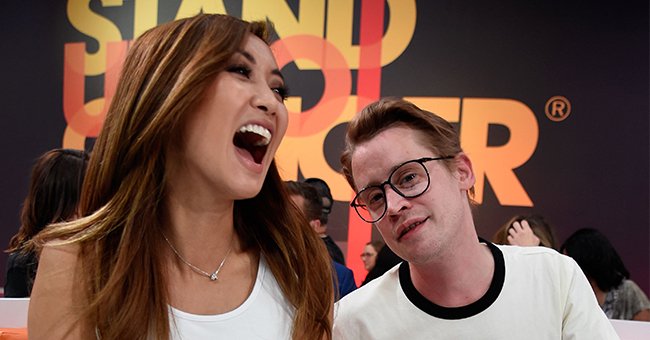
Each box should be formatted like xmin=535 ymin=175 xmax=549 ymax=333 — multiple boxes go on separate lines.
xmin=492 ymin=214 xmax=556 ymax=249
xmin=286 ymin=180 xmax=356 ymax=300
xmin=561 ymin=228 xmax=650 ymax=321
xmin=305 ymin=177 xmax=346 ymax=265
xmin=360 ymin=239 xmax=403 ymax=287
xmin=361 ymin=241 xmax=383 ymax=272
xmin=4 ymin=148 xmax=88 ymax=297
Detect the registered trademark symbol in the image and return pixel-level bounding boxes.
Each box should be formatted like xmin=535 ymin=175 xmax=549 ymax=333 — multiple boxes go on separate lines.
xmin=545 ymin=96 xmax=571 ymax=122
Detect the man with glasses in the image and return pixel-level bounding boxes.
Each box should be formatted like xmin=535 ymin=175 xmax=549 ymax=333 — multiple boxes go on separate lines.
xmin=332 ymin=98 xmax=618 ymax=339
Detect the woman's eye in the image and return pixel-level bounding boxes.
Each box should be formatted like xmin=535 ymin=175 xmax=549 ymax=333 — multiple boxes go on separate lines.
xmin=227 ymin=65 xmax=251 ymax=77
xmin=272 ymin=86 xmax=289 ymax=101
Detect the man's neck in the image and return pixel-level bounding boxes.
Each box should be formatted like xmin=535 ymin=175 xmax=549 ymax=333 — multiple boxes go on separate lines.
xmin=408 ymin=238 xmax=495 ymax=308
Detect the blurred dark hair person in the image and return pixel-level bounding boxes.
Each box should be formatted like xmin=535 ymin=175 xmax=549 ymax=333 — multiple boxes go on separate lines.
xmin=561 ymin=228 xmax=650 ymax=321
xmin=4 ymin=148 xmax=88 ymax=297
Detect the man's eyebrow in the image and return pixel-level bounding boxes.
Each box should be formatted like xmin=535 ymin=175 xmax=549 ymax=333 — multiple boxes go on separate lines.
xmin=360 ymin=162 xmax=403 ymax=189
xmin=235 ymin=50 xmax=285 ymax=81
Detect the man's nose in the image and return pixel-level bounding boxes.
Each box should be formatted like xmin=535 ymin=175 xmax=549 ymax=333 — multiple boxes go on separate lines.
xmin=384 ymin=186 xmax=410 ymax=217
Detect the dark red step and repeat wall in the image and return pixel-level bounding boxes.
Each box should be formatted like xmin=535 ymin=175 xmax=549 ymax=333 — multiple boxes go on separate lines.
xmin=1 ymin=0 xmax=648 ymax=291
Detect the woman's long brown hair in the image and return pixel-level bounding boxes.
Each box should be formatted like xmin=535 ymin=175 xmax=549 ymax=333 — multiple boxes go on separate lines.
xmin=31 ymin=14 xmax=332 ymax=339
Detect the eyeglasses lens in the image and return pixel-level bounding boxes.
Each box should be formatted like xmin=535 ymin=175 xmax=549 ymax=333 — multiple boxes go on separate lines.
xmin=353 ymin=160 xmax=430 ymax=223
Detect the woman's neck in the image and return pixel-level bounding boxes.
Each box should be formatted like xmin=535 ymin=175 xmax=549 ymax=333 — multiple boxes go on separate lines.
xmin=589 ymin=279 xmax=607 ymax=306
xmin=163 ymin=194 xmax=238 ymax=258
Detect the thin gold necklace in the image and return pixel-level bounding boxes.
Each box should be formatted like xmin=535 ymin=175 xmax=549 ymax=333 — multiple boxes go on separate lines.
xmin=162 ymin=233 xmax=233 ymax=281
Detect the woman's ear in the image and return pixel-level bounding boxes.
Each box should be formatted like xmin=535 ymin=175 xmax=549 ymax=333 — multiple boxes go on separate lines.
xmin=454 ymin=153 xmax=475 ymax=190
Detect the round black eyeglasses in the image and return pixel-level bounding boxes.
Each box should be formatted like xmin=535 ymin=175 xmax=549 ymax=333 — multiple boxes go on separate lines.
xmin=350 ymin=156 xmax=454 ymax=223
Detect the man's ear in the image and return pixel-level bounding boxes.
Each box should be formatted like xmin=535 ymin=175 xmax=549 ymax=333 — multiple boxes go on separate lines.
xmin=309 ymin=219 xmax=321 ymax=230
xmin=455 ymin=153 xmax=475 ymax=190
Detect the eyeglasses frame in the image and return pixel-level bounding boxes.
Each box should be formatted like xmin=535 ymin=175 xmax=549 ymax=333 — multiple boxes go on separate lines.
xmin=350 ymin=156 xmax=455 ymax=223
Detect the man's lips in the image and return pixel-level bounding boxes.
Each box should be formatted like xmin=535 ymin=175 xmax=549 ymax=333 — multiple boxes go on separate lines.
xmin=397 ymin=217 xmax=428 ymax=240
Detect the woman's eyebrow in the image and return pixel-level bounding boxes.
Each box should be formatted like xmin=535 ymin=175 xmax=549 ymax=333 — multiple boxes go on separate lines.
xmin=272 ymin=69 xmax=285 ymax=82
xmin=236 ymin=50 xmax=256 ymax=63
xmin=235 ymin=50 xmax=285 ymax=81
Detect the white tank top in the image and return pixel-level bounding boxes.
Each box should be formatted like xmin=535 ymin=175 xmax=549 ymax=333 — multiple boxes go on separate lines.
xmin=169 ymin=256 xmax=294 ymax=340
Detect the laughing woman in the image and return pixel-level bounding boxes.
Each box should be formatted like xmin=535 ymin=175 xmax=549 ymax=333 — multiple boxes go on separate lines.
xmin=28 ymin=14 xmax=333 ymax=339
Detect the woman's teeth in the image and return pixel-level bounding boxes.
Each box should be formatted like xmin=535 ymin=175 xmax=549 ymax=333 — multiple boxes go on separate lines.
xmin=238 ymin=124 xmax=271 ymax=146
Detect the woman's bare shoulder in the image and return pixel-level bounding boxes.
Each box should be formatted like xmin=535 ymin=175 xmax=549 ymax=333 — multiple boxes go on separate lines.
xmin=42 ymin=240 xmax=81 ymax=259
xmin=29 ymin=241 xmax=90 ymax=339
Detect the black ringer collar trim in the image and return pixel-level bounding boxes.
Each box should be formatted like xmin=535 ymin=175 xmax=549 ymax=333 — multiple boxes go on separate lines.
xmin=398 ymin=239 xmax=505 ymax=320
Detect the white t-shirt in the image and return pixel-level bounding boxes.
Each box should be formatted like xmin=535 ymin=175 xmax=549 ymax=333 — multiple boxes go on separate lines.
xmin=333 ymin=243 xmax=619 ymax=340
xmin=169 ymin=256 xmax=294 ymax=340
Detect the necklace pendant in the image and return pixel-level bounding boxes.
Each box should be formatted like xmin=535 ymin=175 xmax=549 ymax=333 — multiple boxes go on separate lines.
xmin=210 ymin=272 xmax=218 ymax=281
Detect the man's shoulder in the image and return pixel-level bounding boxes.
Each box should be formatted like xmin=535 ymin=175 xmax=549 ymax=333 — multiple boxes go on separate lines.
xmin=336 ymin=264 xmax=401 ymax=310
xmin=496 ymin=244 xmax=581 ymax=284
xmin=497 ymin=244 xmax=571 ymax=264
xmin=496 ymin=243 xmax=556 ymax=254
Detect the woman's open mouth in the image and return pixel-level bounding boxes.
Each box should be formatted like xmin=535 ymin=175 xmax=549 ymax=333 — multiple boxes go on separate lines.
xmin=233 ymin=124 xmax=271 ymax=164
